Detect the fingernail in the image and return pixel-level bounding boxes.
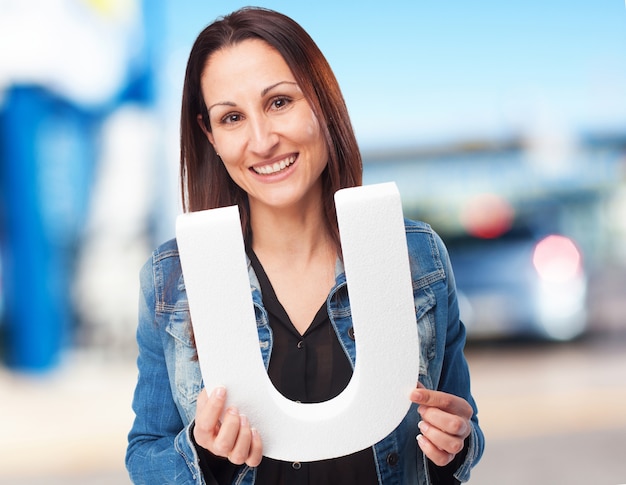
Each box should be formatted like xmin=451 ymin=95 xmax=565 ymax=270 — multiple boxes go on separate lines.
xmin=418 ymin=421 xmax=429 ymax=432
xmin=251 ymin=428 xmax=259 ymax=438
xmin=416 ymin=433 xmax=424 ymax=444
xmin=214 ymin=387 xmax=226 ymax=399
xmin=240 ymin=414 xmax=248 ymax=426
xmin=227 ymin=407 xmax=239 ymax=416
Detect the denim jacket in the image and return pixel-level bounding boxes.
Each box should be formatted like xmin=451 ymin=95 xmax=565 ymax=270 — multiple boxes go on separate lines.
xmin=126 ymin=219 xmax=484 ymax=484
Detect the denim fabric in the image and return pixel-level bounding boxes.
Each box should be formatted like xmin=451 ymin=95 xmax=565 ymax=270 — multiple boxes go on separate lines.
xmin=126 ymin=219 xmax=484 ymax=484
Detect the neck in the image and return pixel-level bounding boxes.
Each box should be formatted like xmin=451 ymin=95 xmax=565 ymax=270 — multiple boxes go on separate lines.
xmin=248 ymin=197 xmax=338 ymax=336
xmin=250 ymin=202 xmax=333 ymax=262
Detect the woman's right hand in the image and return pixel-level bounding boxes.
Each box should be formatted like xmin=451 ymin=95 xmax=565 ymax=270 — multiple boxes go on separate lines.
xmin=193 ymin=387 xmax=263 ymax=467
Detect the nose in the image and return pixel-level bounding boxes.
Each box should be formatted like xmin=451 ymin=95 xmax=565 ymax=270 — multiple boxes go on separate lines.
xmin=247 ymin=113 xmax=279 ymax=156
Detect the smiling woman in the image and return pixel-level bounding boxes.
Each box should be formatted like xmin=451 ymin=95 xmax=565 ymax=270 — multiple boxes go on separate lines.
xmin=178 ymin=7 xmax=362 ymax=251
xmin=125 ymin=7 xmax=484 ymax=485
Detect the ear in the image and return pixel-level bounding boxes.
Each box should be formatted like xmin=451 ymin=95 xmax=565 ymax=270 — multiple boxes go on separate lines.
xmin=196 ymin=114 xmax=216 ymax=147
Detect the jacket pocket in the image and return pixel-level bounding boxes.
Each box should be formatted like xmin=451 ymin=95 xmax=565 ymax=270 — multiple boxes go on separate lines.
xmin=165 ymin=310 xmax=203 ymax=423
xmin=414 ymin=286 xmax=436 ymax=380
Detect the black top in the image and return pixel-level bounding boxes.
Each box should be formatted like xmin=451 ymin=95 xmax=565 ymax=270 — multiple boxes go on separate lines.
xmin=195 ymin=246 xmax=464 ymax=484
xmin=248 ymin=247 xmax=379 ymax=485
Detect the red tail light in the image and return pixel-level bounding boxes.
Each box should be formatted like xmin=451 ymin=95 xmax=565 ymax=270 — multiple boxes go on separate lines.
xmin=532 ymin=235 xmax=582 ymax=282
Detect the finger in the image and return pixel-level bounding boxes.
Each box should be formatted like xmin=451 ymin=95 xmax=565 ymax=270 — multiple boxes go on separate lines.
xmin=193 ymin=387 xmax=210 ymax=423
xmin=418 ymin=405 xmax=471 ymax=439
xmin=196 ymin=387 xmax=227 ymax=426
xmin=212 ymin=407 xmax=241 ymax=457
xmin=416 ymin=433 xmax=454 ymax=467
xmin=418 ymin=420 xmax=466 ymax=456
xmin=410 ymin=388 xmax=473 ymax=419
xmin=246 ymin=428 xmax=263 ymax=467
xmin=194 ymin=387 xmax=227 ymax=445
xmin=227 ymin=415 xmax=253 ymax=465
xmin=197 ymin=387 xmax=209 ymax=406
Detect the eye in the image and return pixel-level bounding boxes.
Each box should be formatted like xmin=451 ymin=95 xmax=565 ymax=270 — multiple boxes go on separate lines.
xmin=220 ymin=113 xmax=242 ymax=125
xmin=269 ymin=96 xmax=292 ymax=111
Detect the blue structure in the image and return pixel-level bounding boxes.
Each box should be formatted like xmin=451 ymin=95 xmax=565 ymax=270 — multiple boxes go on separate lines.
xmin=0 ymin=86 xmax=98 ymax=370
xmin=0 ymin=0 xmax=163 ymax=372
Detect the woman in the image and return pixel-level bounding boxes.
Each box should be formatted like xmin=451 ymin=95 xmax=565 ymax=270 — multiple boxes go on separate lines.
xmin=126 ymin=7 xmax=484 ymax=485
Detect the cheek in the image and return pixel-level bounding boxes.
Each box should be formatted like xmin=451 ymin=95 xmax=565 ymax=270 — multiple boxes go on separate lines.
xmin=307 ymin=114 xmax=328 ymax=160
xmin=209 ymin=136 xmax=237 ymax=177
xmin=306 ymin=111 xmax=321 ymax=138
xmin=212 ymin=133 xmax=239 ymax=165
xmin=300 ymin=112 xmax=327 ymax=159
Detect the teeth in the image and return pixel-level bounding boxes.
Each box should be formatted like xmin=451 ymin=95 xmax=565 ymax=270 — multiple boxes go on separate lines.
xmin=253 ymin=156 xmax=296 ymax=175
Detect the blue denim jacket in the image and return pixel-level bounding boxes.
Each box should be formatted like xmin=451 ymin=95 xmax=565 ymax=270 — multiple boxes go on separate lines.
xmin=126 ymin=219 xmax=484 ymax=484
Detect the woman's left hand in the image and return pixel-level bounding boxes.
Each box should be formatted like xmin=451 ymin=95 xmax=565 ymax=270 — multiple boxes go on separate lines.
xmin=410 ymin=383 xmax=473 ymax=467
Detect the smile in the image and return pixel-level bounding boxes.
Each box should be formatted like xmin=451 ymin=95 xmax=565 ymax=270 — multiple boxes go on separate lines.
xmin=252 ymin=155 xmax=296 ymax=175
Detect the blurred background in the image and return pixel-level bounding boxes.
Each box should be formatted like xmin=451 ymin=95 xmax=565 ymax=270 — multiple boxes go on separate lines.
xmin=0 ymin=0 xmax=625 ymax=483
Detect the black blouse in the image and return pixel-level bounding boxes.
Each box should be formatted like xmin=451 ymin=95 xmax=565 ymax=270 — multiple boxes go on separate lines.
xmin=248 ymin=247 xmax=379 ymax=485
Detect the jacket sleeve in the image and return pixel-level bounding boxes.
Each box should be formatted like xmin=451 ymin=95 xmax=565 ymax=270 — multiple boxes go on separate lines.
xmin=125 ymin=257 xmax=206 ymax=485
xmin=433 ymin=231 xmax=485 ymax=483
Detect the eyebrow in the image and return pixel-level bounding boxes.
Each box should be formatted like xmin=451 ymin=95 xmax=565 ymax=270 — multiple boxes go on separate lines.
xmin=261 ymin=80 xmax=298 ymax=97
xmin=207 ymin=81 xmax=299 ymax=114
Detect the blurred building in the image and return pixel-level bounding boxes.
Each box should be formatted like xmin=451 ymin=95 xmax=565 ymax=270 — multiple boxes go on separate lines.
xmin=0 ymin=0 xmax=163 ymax=371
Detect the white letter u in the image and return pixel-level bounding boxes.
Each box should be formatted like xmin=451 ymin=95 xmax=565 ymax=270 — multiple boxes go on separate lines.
xmin=176 ymin=182 xmax=419 ymax=462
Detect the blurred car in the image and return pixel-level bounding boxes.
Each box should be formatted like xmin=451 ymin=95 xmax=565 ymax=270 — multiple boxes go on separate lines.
xmin=445 ymin=220 xmax=588 ymax=342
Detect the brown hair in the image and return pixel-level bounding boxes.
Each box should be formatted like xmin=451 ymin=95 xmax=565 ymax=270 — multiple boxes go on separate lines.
xmin=180 ymin=6 xmax=362 ymax=250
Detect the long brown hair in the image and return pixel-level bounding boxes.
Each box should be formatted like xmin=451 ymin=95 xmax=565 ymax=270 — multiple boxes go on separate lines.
xmin=180 ymin=7 xmax=362 ymax=250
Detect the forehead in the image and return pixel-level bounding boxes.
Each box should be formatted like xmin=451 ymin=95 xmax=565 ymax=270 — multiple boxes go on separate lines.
xmin=201 ymin=39 xmax=295 ymax=101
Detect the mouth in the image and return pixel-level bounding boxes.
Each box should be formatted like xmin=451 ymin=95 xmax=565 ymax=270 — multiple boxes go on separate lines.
xmin=251 ymin=155 xmax=296 ymax=175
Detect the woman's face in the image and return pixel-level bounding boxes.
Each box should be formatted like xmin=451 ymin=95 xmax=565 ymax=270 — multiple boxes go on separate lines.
xmin=200 ymin=39 xmax=328 ymax=214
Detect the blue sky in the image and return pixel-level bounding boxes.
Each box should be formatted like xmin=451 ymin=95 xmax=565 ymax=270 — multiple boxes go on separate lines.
xmin=163 ymin=1 xmax=626 ymax=150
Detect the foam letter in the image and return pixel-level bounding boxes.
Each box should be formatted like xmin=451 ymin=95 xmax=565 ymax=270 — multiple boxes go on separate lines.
xmin=176 ymin=182 xmax=419 ymax=461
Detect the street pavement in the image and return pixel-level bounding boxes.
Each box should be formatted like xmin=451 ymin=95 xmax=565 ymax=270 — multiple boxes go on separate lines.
xmin=465 ymin=333 xmax=626 ymax=485
xmin=0 ymin=351 xmax=135 ymax=485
